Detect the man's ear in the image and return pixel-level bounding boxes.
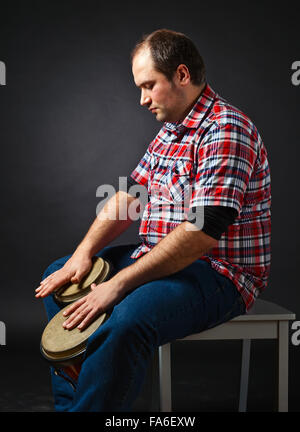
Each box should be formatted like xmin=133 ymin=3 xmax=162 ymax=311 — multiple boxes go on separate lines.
xmin=176 ymin=64 xmax=191 ymax=86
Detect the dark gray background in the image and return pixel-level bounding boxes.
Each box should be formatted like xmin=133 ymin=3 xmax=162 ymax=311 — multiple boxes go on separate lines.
xmin=0 ymin=0 xmax=299 ymax=412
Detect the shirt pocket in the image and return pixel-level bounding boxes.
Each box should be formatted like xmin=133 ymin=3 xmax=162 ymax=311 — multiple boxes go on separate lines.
xmin=164 ymin=160 xmax=193 ymax=203
xmin=148 ymin=155 xmax=166 ymax=198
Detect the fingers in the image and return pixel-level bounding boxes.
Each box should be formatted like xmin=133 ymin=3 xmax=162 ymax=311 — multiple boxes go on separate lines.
xmin=62 ymin=295 xmax=101 ymax=331
xmin=70 ymin=275 xmax=80 ymax=283
xmin=70 ymin=268 xmax=87 ymax=284
xmin=90 ymin=283 xmax=97 ymax=290
xmin=35 ymin=269 xmax=72 ymax=298
xmin=35 ymin=282 xmax=55 ymax=298
xmin=35 ymin=269 xmax=70 ymax=298
xmin=63 ymin=304 xmax=92 ymax=330
xmin=62 ymin=297 xmax=86 ymax=319
xmin=77 ymin=309 xmax=99 ymax=331
xmin=35 ymin=264 xmax=90 ymax=298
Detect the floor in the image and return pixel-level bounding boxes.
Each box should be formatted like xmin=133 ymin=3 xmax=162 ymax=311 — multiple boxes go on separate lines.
xmin=0 ymin=333 xmax=298 ymax=412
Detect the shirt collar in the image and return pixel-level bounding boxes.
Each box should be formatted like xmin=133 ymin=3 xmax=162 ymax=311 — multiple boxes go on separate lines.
xmin=164 ymin=83 xmax=217 ymax=132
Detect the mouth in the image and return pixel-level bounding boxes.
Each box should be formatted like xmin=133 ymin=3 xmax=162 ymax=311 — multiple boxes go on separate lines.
xmin=149 ymin=108 xmax=157 ymax=113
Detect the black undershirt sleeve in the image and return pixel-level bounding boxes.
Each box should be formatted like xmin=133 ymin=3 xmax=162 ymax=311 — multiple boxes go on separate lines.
xmin=188 ymin=206 xmax=238 ymax=240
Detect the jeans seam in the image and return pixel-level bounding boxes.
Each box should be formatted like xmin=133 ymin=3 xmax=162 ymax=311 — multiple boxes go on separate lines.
xmin=116 ymin=339 xmax=144 ymax=410
xmin=206 ymin=293 xmax=245 ymax=329
xmin=157 ymin=284 xmax=244 ymax=336
xmin=160 ymin=284 xmax=223 ymax=325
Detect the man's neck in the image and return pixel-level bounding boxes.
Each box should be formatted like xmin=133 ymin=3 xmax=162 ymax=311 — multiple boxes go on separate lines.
xmin=179 ymin=82 xmax=206 ymax=123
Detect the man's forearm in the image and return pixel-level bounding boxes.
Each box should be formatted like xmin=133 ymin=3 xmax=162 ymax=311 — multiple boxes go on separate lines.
xmin=76 ymin=191 xmax=138 ymax=258
xmin=111 ymin=221 xmax=218 ymax=294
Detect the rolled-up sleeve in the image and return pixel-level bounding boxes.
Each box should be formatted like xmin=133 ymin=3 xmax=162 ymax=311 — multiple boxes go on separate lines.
xmin=189 ymin=123 xmax=258 ymax=215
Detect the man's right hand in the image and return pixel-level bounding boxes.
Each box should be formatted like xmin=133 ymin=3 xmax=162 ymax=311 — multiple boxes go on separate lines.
xmin=35 ymin=252 xmax=93 ymax=299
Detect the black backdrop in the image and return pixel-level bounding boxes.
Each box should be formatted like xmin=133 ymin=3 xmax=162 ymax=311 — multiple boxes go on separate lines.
xmin=0 ymin=0 xmax=299 ymax=412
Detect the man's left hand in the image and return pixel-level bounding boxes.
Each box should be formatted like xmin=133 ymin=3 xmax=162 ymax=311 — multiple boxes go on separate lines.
xmin=62 ymin=279 xmax=122 ymax=331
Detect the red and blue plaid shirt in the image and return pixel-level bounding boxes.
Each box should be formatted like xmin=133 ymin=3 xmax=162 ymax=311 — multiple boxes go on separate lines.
xmin=130 ymin=83 xmax=271 ymax=311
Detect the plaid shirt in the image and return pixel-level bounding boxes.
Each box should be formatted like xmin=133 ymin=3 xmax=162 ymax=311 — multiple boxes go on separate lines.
xmin=129 ymin=83 xmax=271 ymax=311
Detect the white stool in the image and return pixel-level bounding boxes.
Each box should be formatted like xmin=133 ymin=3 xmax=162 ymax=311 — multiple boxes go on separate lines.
xmin=158 ymin=299 xmax=296 ymax=412
xmin=0 ymin=321 xmax=5 ymax=346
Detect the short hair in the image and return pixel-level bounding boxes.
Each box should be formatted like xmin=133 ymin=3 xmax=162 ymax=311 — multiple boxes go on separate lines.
xmin=131 ymin=29 xmax=206 ymax=86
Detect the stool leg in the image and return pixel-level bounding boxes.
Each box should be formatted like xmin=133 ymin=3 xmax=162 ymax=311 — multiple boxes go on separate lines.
xmin=239 ymin=339 xmax=251 ymax=412
xmin=159 ymin=344 xmax=172 ymax=412
xmin=278 ymin=321 xmax=289 ymax=412
xmin=0 ymin=321 xmax=5 ymax=345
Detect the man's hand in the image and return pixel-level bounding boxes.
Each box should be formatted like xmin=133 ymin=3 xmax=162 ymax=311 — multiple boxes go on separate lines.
xmin=35 ymin=252 xmax=93 ymax=298
xmin=61 ymin=279 xmax=122 ymax=331
xmin=35 ymin=191 xmax=137 ymax=299
xmin=60 ymin=222 xmax=217 ymax=331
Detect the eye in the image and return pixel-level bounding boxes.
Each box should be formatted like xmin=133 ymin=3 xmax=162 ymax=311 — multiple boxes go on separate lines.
xmin=145 ymin=83 xmax=154 ymax=90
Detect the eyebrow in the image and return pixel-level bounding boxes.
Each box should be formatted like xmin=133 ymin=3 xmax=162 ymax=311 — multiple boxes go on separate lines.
xmin=136 ymin=80 xmax=154 ymax=89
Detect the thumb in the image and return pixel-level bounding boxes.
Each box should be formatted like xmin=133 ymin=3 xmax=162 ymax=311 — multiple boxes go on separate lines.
xmin=70 ymin=271 xmax=84 ymax=284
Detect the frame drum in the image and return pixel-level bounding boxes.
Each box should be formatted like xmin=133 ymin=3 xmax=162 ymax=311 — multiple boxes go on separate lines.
xmin=54 ymin=256 xmax=112 ymax=305
xmin=40 ymin=304 xmax=108 ymax=390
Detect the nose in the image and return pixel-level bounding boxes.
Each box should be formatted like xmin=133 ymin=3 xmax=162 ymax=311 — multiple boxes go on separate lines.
xmin=140 ymin=90 xmax=151 ymax=107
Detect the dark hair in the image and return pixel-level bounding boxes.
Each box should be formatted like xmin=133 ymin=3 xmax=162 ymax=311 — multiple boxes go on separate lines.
xmin=131 ymin=29 xmax=206 ymax=86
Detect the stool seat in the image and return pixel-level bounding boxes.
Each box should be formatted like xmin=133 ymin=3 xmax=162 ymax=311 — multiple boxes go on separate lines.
xmin=158 ymin=299 xmax=296 ymax=412
xmin=232 ymin=299 xmax=295 ymax=320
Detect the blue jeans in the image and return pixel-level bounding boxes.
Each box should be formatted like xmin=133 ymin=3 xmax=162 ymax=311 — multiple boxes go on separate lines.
xmin=42 ymin=243 xmax=246 ymax=412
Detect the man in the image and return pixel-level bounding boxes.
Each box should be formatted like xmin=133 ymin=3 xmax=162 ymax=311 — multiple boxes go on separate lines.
xmin=36 ymin=29 xmax=271 ymax=412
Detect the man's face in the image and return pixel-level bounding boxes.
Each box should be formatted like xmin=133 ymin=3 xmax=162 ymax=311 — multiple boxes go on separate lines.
xmin=132 ymin=48 xmax=185 ymax=123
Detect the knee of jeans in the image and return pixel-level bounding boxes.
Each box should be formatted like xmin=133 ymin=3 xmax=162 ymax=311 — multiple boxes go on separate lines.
xmin=100 ymin=304 xmax=157 ymax=347
xmin=42 ymin=294 xmax=61 ymax=320
xmin=42 ymin=255 xmax=72 ymax=280
xmin=42 ymin=264 xmax=56 ymax=280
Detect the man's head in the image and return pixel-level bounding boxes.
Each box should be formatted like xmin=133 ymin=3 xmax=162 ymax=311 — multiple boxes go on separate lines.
xmin=131 ymin=29 xmax=206 ymax=123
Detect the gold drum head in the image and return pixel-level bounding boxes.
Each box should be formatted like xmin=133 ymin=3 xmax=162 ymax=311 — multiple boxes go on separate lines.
xmin=41 ymin=304 xmax=107 ymax=362
xmin=54 ymin=257 xmax=111 ymax=304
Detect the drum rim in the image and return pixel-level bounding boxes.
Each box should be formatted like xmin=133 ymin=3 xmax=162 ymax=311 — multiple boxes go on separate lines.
xmin=54 ymin=256 xmax=105 ymax=300
xmin=40 ymin=342 xmax=86 ymax=364
xmin=54 ymin=259 xmax=112 ymax=304
xmin=40 ymin=308 xmax=108 ymax=361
